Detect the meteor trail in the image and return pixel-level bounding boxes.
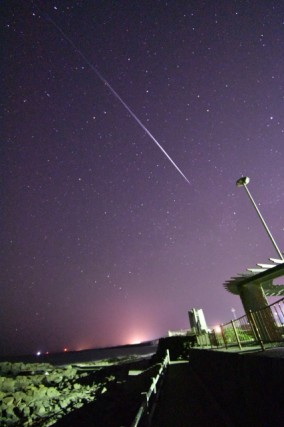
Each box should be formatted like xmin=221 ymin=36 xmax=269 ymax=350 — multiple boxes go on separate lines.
xmin=33 ymin=3 xmax=190 ymax=184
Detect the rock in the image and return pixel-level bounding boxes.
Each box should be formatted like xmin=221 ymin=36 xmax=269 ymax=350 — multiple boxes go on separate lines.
xmin=0 ymin=362 xmax=12 ymax=374
xmin=34 ymin=403 xmax=46 ymax=417
xmin=45 ymin=373 xmax=63 ymax=385
xmin=35 ymin=385 xmax=48 ymax=398
xmin=15 ymin=376 xmax=30 ymax=390
xmin=53 ymin=404 xmax=61 ymax=413
xmin=0 ymin=360 xmax=120 ymax=426
xmin=25 ymin=385 xmax=37 ymax=396
xmin=46 ymin=386 xmax=60 ymax=398
xmin=31 ymin=374 xmax=45 ymax=386
xmin=2 ymin=378 xmax=15 ymax=392
xmin=14 ymin=402 xmax=30 ymax=418
xmin=73 ymin=383 xmax=81 ymax=390
xmin=13 ymin=390 xmax=26 ymax=403
xmin=2 ymin=395 xmax=14 ymax=405
xmin=11 ymin=363 xmax=23 ymax=375
xmin=59 ymin=397 xmax=71 ymax=409
xmin=64 ymin=366 xmax=77 ymax=380
xmin=5 ymin=405 xmax=19 ymax=422
xmin=74 ymin=402 xmax=84 ymax=409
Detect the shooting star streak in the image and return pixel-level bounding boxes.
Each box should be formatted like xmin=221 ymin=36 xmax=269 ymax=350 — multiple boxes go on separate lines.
xmin=33 ymin=2 xmax=190 ymax=184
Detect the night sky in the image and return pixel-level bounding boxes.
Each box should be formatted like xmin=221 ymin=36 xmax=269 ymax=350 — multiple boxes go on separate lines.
xmin=1 ymin=1 xmax=284 ymax=357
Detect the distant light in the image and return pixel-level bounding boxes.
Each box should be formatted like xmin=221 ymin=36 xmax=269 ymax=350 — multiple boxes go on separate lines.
xmin=36 ymin=351 xmax=41 ymax=356
xmin=214 ymin=326 xmax=221 ymax=334
xmin=128 ymin=335 xmax=145 ymax=345
xmin=130 ymin=340 xmax=141 ymax=345
xmin=64 ymin=348 xmax=68 ymax=352
xmin=236 ymin=176 xmax=250 ymax=187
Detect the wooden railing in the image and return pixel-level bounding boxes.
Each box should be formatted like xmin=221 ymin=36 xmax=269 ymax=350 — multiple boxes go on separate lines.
xmin=129 ymin=350 xmax=170 ymax=427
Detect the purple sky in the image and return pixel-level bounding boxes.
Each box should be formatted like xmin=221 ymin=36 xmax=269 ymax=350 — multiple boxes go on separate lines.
xmin=1 ymin=0 xmax=284 ymax=357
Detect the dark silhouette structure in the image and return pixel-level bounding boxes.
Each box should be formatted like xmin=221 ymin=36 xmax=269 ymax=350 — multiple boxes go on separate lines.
xmin=224 ymin=260 xmax=284 ymax=341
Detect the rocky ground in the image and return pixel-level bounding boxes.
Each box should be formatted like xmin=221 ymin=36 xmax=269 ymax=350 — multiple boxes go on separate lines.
xmin=0 ymin=355 xmax=154 ymax=427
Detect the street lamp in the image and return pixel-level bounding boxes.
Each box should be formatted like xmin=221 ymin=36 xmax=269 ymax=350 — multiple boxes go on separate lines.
xmin=236 ymin=176 xmax=284 ymax=260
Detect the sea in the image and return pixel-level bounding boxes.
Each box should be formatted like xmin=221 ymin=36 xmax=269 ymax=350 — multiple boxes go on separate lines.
xmin=0 ymin=341 xmax=159 ymax=365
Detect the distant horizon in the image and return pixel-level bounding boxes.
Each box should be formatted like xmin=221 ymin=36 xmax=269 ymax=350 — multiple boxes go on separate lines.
xmin=0 ymin=338 xmax=160 ymax=363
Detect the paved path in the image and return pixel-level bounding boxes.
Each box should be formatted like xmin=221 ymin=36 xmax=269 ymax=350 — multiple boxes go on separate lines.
xmin=151 ymin=362 xmax=234 ymax=427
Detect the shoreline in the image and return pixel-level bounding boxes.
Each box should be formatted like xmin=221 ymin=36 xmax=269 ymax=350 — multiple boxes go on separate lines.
xmin=0 ymin=349 xmax=157 ymax=427
xmin=0 ymin=341 xmax=158 ymax=365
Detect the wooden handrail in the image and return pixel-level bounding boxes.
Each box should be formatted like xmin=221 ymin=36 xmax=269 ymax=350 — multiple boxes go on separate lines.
xmin=129 ymin=350 xmax=170 ymax=427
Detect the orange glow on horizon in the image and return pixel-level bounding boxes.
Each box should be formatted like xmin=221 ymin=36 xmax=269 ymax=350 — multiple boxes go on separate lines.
xmin=127 ymin=333 xmax=149 ymax=345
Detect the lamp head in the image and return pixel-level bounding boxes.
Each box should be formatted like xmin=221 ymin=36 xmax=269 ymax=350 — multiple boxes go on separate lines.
xmin=236 ymin=176 xmax=250 ymax=187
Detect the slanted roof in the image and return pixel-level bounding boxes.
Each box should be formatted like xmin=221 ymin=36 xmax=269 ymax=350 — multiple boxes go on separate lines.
xmin=224 ymin=258 xmax=284 ymax=296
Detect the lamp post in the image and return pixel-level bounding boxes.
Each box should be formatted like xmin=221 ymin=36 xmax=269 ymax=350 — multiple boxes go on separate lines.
xmin=236 ymin=176 xmax=284 ymax=260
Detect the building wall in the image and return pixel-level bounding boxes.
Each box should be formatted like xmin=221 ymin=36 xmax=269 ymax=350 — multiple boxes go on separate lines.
xmin=188 ymin=308 xmax=208 ymax=333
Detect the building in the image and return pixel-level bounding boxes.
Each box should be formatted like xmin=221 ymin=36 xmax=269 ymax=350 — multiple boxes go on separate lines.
xmin=188 ymin=308 xmax=208 ymax=334
xmin=224 ymin=258 xmax=284 ymax=342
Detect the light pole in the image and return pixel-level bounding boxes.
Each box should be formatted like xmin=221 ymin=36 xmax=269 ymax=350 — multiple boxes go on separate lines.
xmin=236 ymin=176 xmax=284 ymax=260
